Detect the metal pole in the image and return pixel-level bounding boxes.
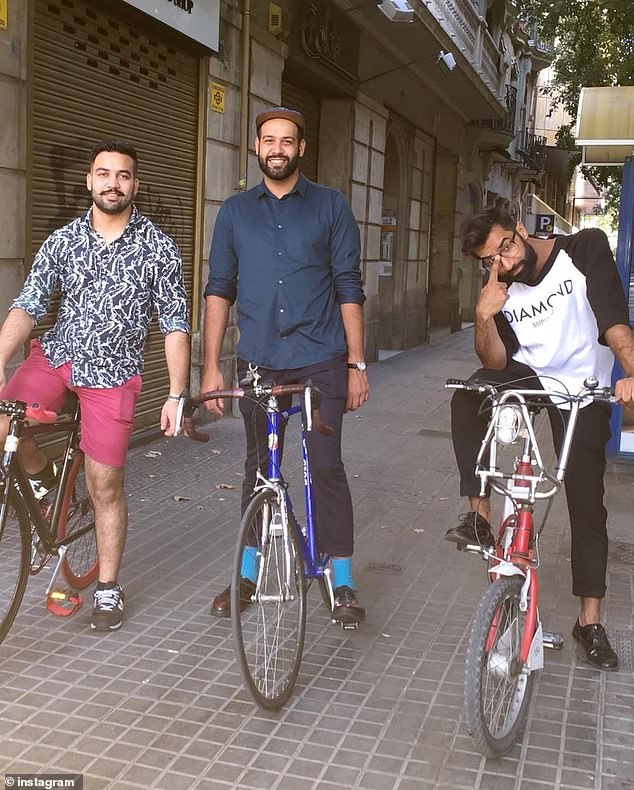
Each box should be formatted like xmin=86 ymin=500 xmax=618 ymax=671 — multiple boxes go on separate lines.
xmin=607 ymin=155 xmax=634 ymax=456
xmin=238 ymin=0 xmax=251 ymax=191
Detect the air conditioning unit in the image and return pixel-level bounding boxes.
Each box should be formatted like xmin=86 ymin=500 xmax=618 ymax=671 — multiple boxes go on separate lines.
xmin=377 ymin=0 xmax=414 ymax=23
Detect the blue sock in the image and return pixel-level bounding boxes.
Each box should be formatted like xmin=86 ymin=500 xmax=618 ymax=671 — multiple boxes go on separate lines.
xmin=331 ymin=557 xmax=355 ymax=590
xmin=241 ymin=546 xmax=257 ymax=583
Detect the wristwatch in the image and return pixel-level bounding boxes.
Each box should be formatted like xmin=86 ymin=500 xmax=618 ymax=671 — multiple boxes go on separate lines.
xmin=347 ymin=361 xmax=367 ymax=372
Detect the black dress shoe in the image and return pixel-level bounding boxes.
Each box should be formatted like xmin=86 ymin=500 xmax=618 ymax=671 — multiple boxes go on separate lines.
xmin=210 ymin=579 xmax=256 ymax=618
xmin=332 ymin=585 xmax=365 ymax=626
xmin=445 ymin=512 xmax=494 ymax=546
xmin=572 ymin=619 xmax=619 ymax=670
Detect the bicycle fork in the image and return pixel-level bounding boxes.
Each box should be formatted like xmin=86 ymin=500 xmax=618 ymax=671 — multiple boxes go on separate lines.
xmin=254 ymin=487 xmax=296 ymax=604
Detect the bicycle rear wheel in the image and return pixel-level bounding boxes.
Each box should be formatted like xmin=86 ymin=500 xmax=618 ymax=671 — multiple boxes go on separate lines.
xmin=57 ymin=453 xmax=98 ymax=589
xmin=0 ymin=487 xmax=31 ymax=644
xmin=232 ymin=489 xmax=306 ymax=710
xmin=464 ymin=575 xmax=536 ymax=757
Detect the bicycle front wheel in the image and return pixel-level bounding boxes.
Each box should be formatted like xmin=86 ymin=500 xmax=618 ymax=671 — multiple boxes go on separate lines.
xmin=232 ymin=489 xmax=306 ymax=710
xmin=57 ymin=453 xmax=98 ymax=589
xmin=464 ymin=575 xmax=536 ymax=757
xmin=0 ymin=489 xmax=31 ymax=644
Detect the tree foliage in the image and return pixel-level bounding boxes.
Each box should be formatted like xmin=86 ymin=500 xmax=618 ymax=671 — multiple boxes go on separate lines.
xmin=519 ymin=1 xmax=634 ymax=227
xmin=520 ymin=0 xmax=634 ymax=113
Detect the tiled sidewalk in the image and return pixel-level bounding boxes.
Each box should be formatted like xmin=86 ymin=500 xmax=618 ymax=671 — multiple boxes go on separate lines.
xmin=0 ymin=328 xmax=632 ymax=789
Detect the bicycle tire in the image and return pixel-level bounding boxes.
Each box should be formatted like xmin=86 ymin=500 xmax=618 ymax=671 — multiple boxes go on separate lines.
xmin=0 ymin=487 xmax=31 ymax=644
xmin=232 ymin=488 xmax=306 ymax=710
xmin=57 ymin=453 xmax=98 ymax=589
xmin=464 ymin=575 xmax=536 ymax=757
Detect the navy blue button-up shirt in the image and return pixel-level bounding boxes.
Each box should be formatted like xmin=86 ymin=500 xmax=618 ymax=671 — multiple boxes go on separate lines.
xmin=205 ymin=174 xmax=364 ymax=369
xmin=12 ymin=206 xmax=190 ymax=387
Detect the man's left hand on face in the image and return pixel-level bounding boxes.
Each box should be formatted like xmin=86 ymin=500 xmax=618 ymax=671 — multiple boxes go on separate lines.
xmin=614 ymin=376 xmax=634 ymax=404
xmin=346 ymin=370 xmax=369 ymax=412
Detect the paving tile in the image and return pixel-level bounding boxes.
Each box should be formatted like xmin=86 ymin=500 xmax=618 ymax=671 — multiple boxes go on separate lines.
xmin=0 ymin=331 xmax=632 ymax=790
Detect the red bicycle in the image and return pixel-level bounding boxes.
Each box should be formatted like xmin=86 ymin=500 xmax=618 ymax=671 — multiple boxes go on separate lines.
xmin=445 ymin=375 xmax=613 ymax=757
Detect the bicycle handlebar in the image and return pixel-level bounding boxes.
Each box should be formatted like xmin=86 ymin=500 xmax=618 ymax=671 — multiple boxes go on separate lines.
xmin=445 ymin=377 xmax=614 ymax=404
xmin=175 ymin=383 xmax=334 ymax=442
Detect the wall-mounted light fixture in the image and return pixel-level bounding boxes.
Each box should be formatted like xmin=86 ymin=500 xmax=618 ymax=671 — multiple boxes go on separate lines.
xmin=437 ymin=50 xmax=457 ymax=73
xmin=358 ymin=50 xmax=458 ymax=84
xmin=376 ymin=0 xmax=414 ymax=23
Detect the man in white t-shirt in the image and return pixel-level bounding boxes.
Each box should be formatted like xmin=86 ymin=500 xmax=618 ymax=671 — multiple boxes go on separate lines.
xmin=446 ymin=206 xmax=634 ymax=670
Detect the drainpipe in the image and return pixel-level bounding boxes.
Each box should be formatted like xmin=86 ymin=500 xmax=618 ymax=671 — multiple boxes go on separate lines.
xmin=238 ymin=0 xmax=251 ymax=190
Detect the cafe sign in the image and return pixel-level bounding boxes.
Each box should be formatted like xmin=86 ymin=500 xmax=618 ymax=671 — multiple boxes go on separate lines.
xmin=120 ymin=0 xmax=219 ymax=51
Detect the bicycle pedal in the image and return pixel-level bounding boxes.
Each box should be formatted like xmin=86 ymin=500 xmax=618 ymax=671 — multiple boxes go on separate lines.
xmin=332 ymin=618 xmax=359 ymax=631
xmin=542 ymin=632 xmax=564 ymax=650
xmin=47 ymin=588 xmax=82 ymax=617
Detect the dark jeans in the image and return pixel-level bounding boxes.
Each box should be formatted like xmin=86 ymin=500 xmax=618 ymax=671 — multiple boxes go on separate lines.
xmin=451 ymin=361 xmax=612 ymax=599
xmin=237 ymin=354 xmax=354 ymax=557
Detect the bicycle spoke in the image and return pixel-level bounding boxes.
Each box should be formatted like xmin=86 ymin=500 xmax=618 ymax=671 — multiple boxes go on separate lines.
xmin=233 ymin=490 xmax=306 ymax=709
xmin=465 ymin=575 xmax=536 ymax=757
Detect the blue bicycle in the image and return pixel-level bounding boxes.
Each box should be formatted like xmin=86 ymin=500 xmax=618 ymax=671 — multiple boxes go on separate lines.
xmin=178 ymin=372 xmax=344 ymax=709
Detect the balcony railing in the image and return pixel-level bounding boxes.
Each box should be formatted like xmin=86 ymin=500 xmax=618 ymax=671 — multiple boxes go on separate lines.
xmin=421 ymin=0 xmax=502 ymax=96
xmin=518 ymin=129 xmax=547 ymax=171
xmin=472 ymin=84 xmax=517 ymax=133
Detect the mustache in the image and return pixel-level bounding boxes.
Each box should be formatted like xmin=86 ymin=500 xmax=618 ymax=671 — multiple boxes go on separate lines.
xmin=100 ymin=189 xmax=125 ymax=196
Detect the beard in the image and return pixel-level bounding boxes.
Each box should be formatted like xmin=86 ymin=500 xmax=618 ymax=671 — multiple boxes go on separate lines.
xmin=258 ymin=152 xmax=300 ymax=181
xmin=499 ymin=239 xmax=539 ymax=284
xmin=92 ymin=189 xmax=135 ymax=215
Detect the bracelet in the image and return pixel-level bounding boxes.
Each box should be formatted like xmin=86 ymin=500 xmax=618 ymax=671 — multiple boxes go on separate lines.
xmin=167 ymin=394 xmax=180 ymax=402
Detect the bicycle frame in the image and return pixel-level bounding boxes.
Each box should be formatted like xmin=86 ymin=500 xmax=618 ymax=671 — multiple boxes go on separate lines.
xmin=260 ymin=395 xmax=329 ymax=582
xmin=476 ymin=389 xmax=594 ymax=668
xmin=1 ymin=402 xmax=92 ymax=584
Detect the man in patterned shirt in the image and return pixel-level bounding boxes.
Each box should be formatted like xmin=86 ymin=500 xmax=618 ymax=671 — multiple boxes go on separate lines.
xmin=0 ymin=140 xmax=190 ymax=632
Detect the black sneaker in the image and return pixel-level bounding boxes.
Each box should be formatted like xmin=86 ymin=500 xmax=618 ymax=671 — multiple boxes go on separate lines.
xmin=445 ymin=512 xmax=494 ymax=547
xmin=91 ymin=583 xmax=125 ymax=631
xmin=332 ymin=585 xmax=365 ymax=626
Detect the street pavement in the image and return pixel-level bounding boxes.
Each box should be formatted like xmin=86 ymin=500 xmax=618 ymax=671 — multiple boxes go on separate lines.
xmin=0 ymin=327 xmax=632 ymax=790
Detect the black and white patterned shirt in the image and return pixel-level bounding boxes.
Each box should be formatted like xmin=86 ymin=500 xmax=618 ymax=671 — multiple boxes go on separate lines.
xmin=12 ymin=206 xmax=190 ymax=388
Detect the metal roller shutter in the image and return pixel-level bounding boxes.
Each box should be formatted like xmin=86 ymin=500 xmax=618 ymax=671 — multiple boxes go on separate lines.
xmin=31 ymin=0 xmax=200 ymax=432
xmin=281 ymin=82 xmax=319 ymax=182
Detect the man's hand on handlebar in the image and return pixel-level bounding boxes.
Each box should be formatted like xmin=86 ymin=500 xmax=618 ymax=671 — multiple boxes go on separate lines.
xmin=614 ymin=375 xmax=634 ymax=404
xmin=199 ymin=369 xmax=225 ymax=416
xmin=160 ymin=399 xmax=181 ymax=437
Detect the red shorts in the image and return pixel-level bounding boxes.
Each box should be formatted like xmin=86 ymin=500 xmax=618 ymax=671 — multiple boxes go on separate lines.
xmin=1 ymin=340 xmax=142 ymax=468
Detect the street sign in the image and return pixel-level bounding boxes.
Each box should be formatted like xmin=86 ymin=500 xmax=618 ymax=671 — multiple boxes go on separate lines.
xmin=535 ymin=213 xmax=554 ymax=234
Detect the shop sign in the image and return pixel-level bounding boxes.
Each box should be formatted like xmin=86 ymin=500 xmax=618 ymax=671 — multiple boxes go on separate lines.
xmin=120 ymin=0 xmax=219 ymax=51
xmin=289 ymin=1 xmax=359 ymax=82
xmin=0 ymin=0 xmax=7 ymax=30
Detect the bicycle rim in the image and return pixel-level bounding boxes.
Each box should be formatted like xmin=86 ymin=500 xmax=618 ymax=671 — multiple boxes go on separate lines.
xmin=0 ymin=488 xmax=31 ymax=644
xmin=232 ymin=489 xmax=306 ymax=710
xmin=464 ymin=575 xmax=535 ymax=757
xmin=57 ymin=454 xmax=98 ymax=589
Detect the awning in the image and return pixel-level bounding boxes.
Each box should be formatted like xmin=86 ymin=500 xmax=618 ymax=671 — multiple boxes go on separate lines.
xmin=576 ymin=86 xmax=634 ymax=166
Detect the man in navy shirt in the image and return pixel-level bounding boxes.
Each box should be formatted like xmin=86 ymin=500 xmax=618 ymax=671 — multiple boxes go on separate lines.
xmin=202 ymin=107 xmax=368 ymax=625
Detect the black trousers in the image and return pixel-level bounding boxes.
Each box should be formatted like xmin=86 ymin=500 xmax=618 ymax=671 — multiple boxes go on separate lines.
xmin=451 ymin=361 xmax=612 ymax=599
xmin=237 ymin=354 xmax=354 ymax=557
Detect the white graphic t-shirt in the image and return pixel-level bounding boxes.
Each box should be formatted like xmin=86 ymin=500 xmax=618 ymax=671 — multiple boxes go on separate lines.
xmin=494 ymin=228 xmax=629 ymax=405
